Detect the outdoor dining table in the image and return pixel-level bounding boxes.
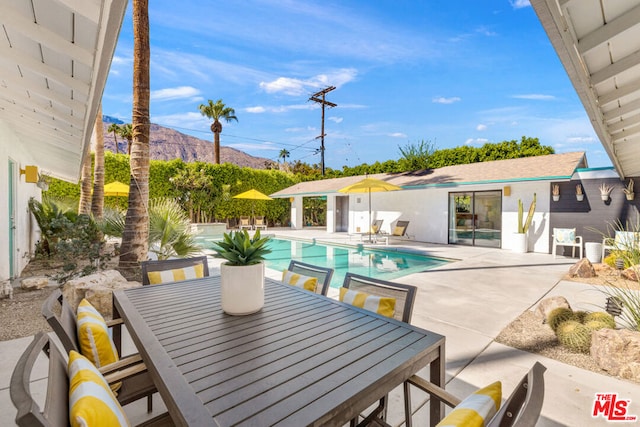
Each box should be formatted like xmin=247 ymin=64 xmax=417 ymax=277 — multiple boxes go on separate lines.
xmin=112 ymin=275 xmax=446 ymax=427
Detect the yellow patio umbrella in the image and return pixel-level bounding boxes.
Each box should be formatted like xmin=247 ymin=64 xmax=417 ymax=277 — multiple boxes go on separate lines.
xmin=338 ymin=177 xmax=402 ymax=242
xmin=103 ymin=181 xmax=130 ymax=197
xmin=233 ymin=189 xmax=273 ymax=217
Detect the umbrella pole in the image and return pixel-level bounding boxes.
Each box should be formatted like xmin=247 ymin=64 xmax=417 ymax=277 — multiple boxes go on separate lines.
xmin=368 ymin=189 xmax=372 ymax=242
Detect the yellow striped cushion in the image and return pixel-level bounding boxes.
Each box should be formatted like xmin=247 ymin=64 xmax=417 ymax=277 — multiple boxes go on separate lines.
xmin=76 ymin=299 xmax=120 ymax=392
xmin=282 ymin=270 xmax=318 ymax=292
xmin=147 ymin=264 xmax=204 ymax=284
xmin=393 ymin=226 xmax=405 ymax=236
xmin=339 ymin=287 xmax=396 ymax=318
xmin=437 ymin=381 xmax=502 ymax=427
xmin=68 ymin=350 xmax=129 ymax=427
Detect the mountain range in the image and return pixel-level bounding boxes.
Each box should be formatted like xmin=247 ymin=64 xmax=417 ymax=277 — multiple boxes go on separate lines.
xmin=101 ymin=116 xmax=273 ymax=169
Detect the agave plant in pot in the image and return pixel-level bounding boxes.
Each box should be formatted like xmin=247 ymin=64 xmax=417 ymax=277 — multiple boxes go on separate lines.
xmin=212 ymin=230 xmax=271 ymax=315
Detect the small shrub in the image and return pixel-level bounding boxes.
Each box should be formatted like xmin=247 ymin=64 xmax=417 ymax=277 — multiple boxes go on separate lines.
xmin=548 ymin=307 xmax=576 ymax=332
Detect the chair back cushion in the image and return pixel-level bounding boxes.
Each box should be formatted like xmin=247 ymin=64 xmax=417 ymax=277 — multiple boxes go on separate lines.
xmin=147 ymin=264 xmax=205 ymax=285
xmin=68 ymin=350 xmax=129 ymax=427
xmin=339 ymin=287 xmax=396 ymax=318
xmin=553 ymin=228 xmax=576 ymax=243
xmin=76 ymin=299 xmax=120 ymax=391
xmin=282 ymin=270 xmax=318 ymax=292
xmin=393 ymin=225 xmax=407 ymax=236
xmin=437 ymin=381 xmax=502 ymax=427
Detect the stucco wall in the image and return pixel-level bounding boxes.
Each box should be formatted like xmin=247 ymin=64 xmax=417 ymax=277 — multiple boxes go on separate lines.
xmin=0 ymin=120 xmax=42 ymax=280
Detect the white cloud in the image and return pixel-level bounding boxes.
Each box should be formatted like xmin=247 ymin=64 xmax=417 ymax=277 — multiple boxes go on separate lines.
xmin=512 ymin=94 xmax=556 ymax=100
xmin=328 ymin=116 xmax=343 ymax=123
xmin=245 ymin=106 xmax=266 ymax=113
xmin=285 ymin=126 xmax=316 ymax=132
xmin=510 ymin=0 xmax=531 ymax=9
xmin=260 ymin=68 xmax=358 ymax=96
xmin=433 ymin=96 xmax=461 ymax=104
xmin=151 ymin=86 xmax=201 ymax=101
xmin=388 ymin=132 xmax=407 ymax=138
xmin=465 ymin=138 xmax=489 ymax=145
xmin=566 ymin=136 xmax=596 ymax=144
xmin=228 ymin=142 xmax=279 ymax=151
xmin=476 ymin=124 xmax=487 ymax=131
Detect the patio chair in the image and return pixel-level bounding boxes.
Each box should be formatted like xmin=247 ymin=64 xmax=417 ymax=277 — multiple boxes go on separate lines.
xmin=253 ymin=215 xmax=267 ymax=230
xmin=10 ymin=332 xmax=172 ymax=427
xmin=239 ymin=216 xmax=252 ymax=230
xmin=406 ymin=361 xmax=546 ymax=427
xmin=286 ymin=260 xmax=334 ymax=296
xmin=359 ymin=219 xmax=384 ymax=243
xmin=552 ymin=228 xmax=583 ymax=259
xmin=141 ymin=255 xmax=209 ymax=285
xmin=385 ymin=220 xmax=411 ymax=241
xmin=41 ymin=289 xmax=156 ymax=410
xmin=340 ymin=273 xmax=417 ymax=426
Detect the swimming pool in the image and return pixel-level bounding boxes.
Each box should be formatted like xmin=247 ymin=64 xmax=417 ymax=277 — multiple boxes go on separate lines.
xmin=263 ymin=238 xmax=450 ymax=288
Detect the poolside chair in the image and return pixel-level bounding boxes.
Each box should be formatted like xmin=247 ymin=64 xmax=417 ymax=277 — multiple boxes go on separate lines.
xmin=340 ymin=273 xmax=417 ymax=426
xmin=602 ymin=230 xmax=640 ymax=260
xmin=359 ymin=219 xmax=384 ymax=243
xmin=141 ymin=255 xmax=209 ymax=285
xmin=285 ymin=260 xmax=334 ymax=296
xmin=386 ymin=220 xmax=411 ymax=240
xmin=551 ymin=228 xmax=583 ymax=259
xmin=10 ymin=332 xmax=172 ymax=427
xmin=253 ymin=215 xmax=267 ymax=230
xmin=406 ymin=362 xmax=546 ymax=427
xmin=239 ymin=216 xmax=252 ymax=230
xmin=41 ymin=289 xmax=156 ymax=410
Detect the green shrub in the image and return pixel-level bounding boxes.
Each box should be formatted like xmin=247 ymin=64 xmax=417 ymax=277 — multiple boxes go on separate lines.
xmin=547 ymin=307 xmax=576 ymax=332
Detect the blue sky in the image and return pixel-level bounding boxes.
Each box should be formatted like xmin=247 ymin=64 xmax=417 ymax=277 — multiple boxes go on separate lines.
xmin=102 ymin=0 xmax=612 ymax=170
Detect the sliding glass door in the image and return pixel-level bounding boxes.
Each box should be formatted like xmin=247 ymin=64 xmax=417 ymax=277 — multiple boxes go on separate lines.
xmin=449 ymin=190 xmax=502 ymax=247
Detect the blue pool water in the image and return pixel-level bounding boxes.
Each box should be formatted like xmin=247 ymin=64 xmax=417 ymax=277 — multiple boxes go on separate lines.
xmin=263 ymin=238 xmax=450 ymax=288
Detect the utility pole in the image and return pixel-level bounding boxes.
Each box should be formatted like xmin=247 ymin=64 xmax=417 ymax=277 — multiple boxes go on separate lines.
xmin=309 ymin=86 xmax=337 ymax=176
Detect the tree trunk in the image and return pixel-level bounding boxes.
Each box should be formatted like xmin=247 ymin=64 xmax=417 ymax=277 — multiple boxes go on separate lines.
xmin=91 ymin=104 xmax=105 ymax=219
xmin=119 ymin=0 xmax=150 ymax=276
xmin=78 ymin=146 xmax=92 ymax=215
xmin=212 ymin=120 xmax=222 ymax=164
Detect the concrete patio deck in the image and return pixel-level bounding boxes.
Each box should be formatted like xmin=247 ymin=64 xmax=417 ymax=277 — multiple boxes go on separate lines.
xmin=2 ymin=229 xmax=639 ymax=426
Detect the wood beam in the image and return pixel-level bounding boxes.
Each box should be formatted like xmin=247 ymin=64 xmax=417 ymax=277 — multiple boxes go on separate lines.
xmin=591 ymin=49 xmax=640 ymax=86
xmin=598 ymin=77 xmax=640 ymax=107
xmin=577 ymin=4 xmax=640 ymax=55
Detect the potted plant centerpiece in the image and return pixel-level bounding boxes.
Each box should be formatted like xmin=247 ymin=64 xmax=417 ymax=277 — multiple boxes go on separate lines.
xmin=552 ymin=184 xmax=560 ymax=202
xmin=213 ymin=229 xmax=271 ymax=315
xmin=513 ymin=193 xmax=536 ymax=253
xmin=599 ymin=182 xmax=614 ymax=201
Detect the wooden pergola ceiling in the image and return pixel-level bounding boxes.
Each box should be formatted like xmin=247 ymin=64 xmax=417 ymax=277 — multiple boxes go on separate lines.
xmin=0 ymin=0 xmax=127 ymax=182
xmin=532 ymin=0 xmax=640 ymax=179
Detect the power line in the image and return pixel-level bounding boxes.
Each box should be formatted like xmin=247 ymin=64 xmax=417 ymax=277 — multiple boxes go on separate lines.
xmin=309 ymin=86 xmax=337 ymax=176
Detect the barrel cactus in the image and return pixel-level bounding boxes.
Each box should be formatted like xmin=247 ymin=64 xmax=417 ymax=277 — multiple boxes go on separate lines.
xmin=556 ymin=320 xmax=592 ymax=353
xmin=547 ymin=307 xmax=576 ymax=332
xmin=573 ymin=310 xmax=588 ymax=323
xmin=584 ymin=312 xmax=616 ymax=329
xmin=584 ymin=320 xmax=612 ymax=332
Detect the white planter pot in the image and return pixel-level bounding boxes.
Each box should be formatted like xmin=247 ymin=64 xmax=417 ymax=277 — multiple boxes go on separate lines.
xmin=576 ymin=194 xmax=584 ymax=201
xmin=220 ymin=262 xmax=264 ymax=315
xmin=512 ymin=232 xmax=528 ymax=253
xmin=552 ymin=195 xmax=560 ymax=202
xmin=601 ymin=194 xmax=610 ymax=201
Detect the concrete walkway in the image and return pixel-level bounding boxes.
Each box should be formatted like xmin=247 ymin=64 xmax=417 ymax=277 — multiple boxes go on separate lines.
xmin=2 ymin=229 xmax=639 ymax=426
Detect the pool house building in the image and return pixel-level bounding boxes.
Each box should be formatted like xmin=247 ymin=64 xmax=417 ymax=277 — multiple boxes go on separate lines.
xmin=272 ymin=151 xmax=640 ymax=255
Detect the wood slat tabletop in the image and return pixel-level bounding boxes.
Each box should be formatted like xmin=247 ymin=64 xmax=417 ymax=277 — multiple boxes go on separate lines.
xmin=113 ymin=276 xmax=445 ymax=427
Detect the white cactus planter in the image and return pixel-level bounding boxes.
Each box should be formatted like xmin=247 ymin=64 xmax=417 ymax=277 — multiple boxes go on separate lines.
xmin=220 ymin=262 xmax=264 ymax=315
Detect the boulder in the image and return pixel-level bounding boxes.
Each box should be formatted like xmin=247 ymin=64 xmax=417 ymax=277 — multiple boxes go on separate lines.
xmin=536 ymin=296 xmax=571 ymax=321
xmin=63 ymin=270 xmax=141 ymax=318
xmin=20 ymin=276 xmax=50 ymax=290
xmin=621 ymin=266 xmax=639 ymax=281
xmin=568 ymin=258 xmax=596 ymax=278
xmin=591 ymin=328 xmax=640 ymax=382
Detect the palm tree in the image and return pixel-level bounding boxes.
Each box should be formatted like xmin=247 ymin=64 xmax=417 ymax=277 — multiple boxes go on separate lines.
xmin=198 ymin=99 xmax=238 ymax=164
xmin=119 ymin=0 xmax=150 ymax=275
xmin=107 ymin=123 xmax=121 ymax=154
xmin=279 ymin=149 xmax=290 ymax=163
xmin=119 ymin=123 xmax=133 ymax=155
xmin=78 ymin=145 xmax=92 ymax=215
xmin=91 ymin=104 xmax=105 ymax=219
